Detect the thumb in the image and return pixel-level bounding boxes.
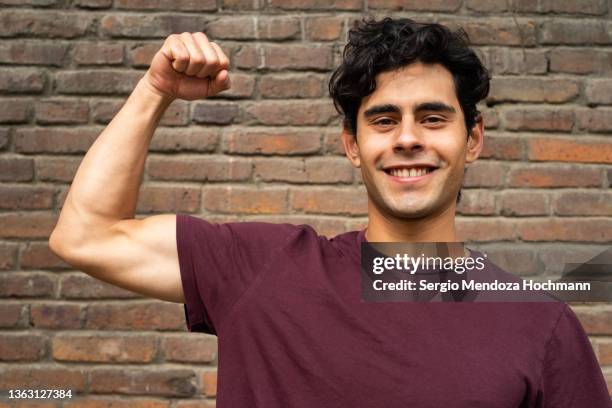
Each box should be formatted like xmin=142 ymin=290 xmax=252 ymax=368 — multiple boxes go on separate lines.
xmin=208 ymin=70 xmax=231 ymax=96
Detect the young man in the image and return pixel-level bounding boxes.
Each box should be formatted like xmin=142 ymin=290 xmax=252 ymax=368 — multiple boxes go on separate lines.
xmin=49 ymin=17 xmax=611 ymax=407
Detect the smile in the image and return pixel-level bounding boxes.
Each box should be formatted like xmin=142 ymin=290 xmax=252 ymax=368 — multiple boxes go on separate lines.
xmin=383 ymin=166 xmax=437 ymax=183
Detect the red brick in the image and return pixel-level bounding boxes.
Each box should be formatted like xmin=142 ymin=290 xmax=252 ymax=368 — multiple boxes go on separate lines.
xmin=162 ymin=335 xmax=217 ymax=363
xmin=527 ymin=137 xmax=612 ymax=164
xmin=0 ymin=272 xmax=55 ymax=297
xmin=53 ymin=334 xmax=156 ymax=363
xmin=0 ymin=242 xmax=18 ymax=271
xmin=137 ymin=184 xmax=200 ymax=213
xmin=204 ymin=186 xmax=288 ymax=214
xmin=85 ymin=302 xmax=186 ymax=331
xmin=0 ymin=157 xmax=34 ymax=182
xmin=0 ymin=213 xmax=56 ymax=239
xmin=499 ymin=191 xmax=549 ymax=216
xmin=60 ymin=273 xmax=142 ymax=299
xmin=0 ymin=41 xmax=68 ymax=66
xmin=221 ymin=0 xmax=260 ymax=9
xmin=0 ymin=10 xmax=93 ymax=38
xmin=56 ymin=70 xmax=141 ymax=95
xmin=549 ymin=49 xmax=612 ymax=75
xmin=0 ymin=127 xmax=9 ymax=151
xmin=585 ymin=79 xmax=612 ymax=106
xmin=258 ymin=16 xmax=304 ymax=40
xmin=0 ymin=333 xmax=46 ymax=362
xmin=540 ymin=20 xmax=612 ymax=45
xmin=128 ymin=42 xmax=160 ymax=68
xmin=192 ymin=101 xmax=240 ymax=125
xmin=74 ymin=42 xmax=124 ymax=66
xmin=74 ymin=0 xmax=113 ymax=8
xmin=305 ymin=16 xmax=344 ymax=41
xmin=207 ymin=17 xmax=256 ymax=40
xmin=209 ymin=73 xmax=256 ymax=100
xmin=573 ymin=306 xmax=612 ymax=335
xmin=483 ymin=48 xmax=547 ymax=75
xmin=65 ymin=398 xmax=169 ymax=408
xmin=115 ymin=0 xmax=216 ymax=10
xmin=512 ymin=0 xmax=607 ymax=14
xmin=456 ymin=189 xmax=496 ymax=215
xmin=90 ymin=368 xmax=197 ymax=396
xmin=263 ymin=44 xmax=333 ymax=70
xmin=304 ymin=157 xmax=354 ymax=184
xmin=324 ymin=130 xmax=346 ymax=155
xmin=259 ymin=73 xmax=324 ymax=99
xmin=0 ymin=185 xmax=54 ymax=210
xmin=0 ymin=303 xmax=24 ymax=328
xmin=15 ymin=127 xmax=99 ymax=154
xmin=456 ymin=218 xmax=516 ymax=242
xmin=35 ymin=157 xmax=80 ymax=182
xmin=0 ymin=367 xmax=87 ymax=391
xmin=553 ymin=191 xmax=612 ymax=216
xmin=504 ymin=109 xmax=574 ymax=132
xmin=463 ymin=161 xmax=508 ymax=187
xmin=0 ymin=68 xmax=45 ymax=93
xmin=35 ymin=99 xmax=89 ymax=125
xmin=0 ymin=0 xmax=59 ymax=4
xmin=441 ymin=18 xmax=536 ymax=46
xmin=254 ymin=158 xmax=305 ymax=183
xmin=269 ymin=0 xmax=361 ymax=10
xmin=101 ymin=14 xmax=209 ymax=38
xmin=147 ymin=156 xmax=251 ymax=182
xmin=597 ymin=339 xmax=612 ymax=365
xmin=176 ymin=400 xmax=216 ymax=408
xmin=30 ymin=303 xmax=83 ymax=329
xmin=21 ymin=241 xmax=69 ymax=270
xmin=466 ymin=0 xmax=507 ymax=12
xmin=517 ymin=218 xmax=612 ymax=242
xmin=369 ymin=0 xmax=459 ymax=10
xmin=479 ymin=135 xmax=523 ymax=160
xmin=223 ymin=128 xmax=321 ymax=155
xmin=291 ymin=187 xmax=367 ymax=215
xmin=508 ymin=165 xmax=602 ymax=188
xmin=232 ymin=44 xmax=263 ymax=69
xmin=247 ymin=101 xmax=338 ymax=125
xmin=576 ymin=108 xmax=612 ymax=133
xmin=488 ymin=78 xmax=579 ymax=104
xmin=0 ymin=98 xmax=31 ymax=124
xmin=149 ymin=127 xmax=218 ymax=153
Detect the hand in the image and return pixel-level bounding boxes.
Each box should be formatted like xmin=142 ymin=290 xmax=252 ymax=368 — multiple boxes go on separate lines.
xmin=142 ymin=32 xmax=231 ymax=101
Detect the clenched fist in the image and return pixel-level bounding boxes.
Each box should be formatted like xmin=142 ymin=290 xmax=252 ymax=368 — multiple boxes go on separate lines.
xmin=142 ymin=32 xmax=231 ymax=101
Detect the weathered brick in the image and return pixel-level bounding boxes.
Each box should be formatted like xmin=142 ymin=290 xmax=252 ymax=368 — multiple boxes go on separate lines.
xmin=232 ymin=44 xmax=262 ymax=69
xmin=465 ymin=0 xmax=507 ymax=12
xmin=101 ymin=14 xmax=209 ymax=38
xmin=0 ymin=303 xmax=24 ymax=327
xmin=456 ymin=218 xmax=516 ymax=242
xmin=137 ymin=184 xmax=200 ymax=213
xmin=204 ymin=186 xmax=288 ymax=214
xmin=573 ymin=306 xmax=612 ymax=335
xmin=549 ymin=49 xmax=612 ymax=75
xmin=477 ymin=246 xmax=542 ymax=276
xmin=74 ymin=42 xmax=124 ymax=65
xmin=0 ymin=272 xmax=55 ymax=297
xmin=0 ymin=127 xmax=9 ymax=151
xmin=576 ymin=108 xmax=612 ymax=133
xmin=53 ymin=334 xmax=156 ymax=363
xmin=441 ymin=18 xmax=536 ymax=46
xmin=540 ymin=20 xmax=612 ymax=45
xmin=597 ymin=339 xmax=612 ymax=365
xmin=481 ymin=48 xmax=547 ymax=75
xmin=74 ymin=0 xmax=113 ymax=8
xmin=258 ymin=74 xmax=324 ymax=98
xmin=223 ymin=128 xmax=321 ymax=155
xmin=192 ymin=101 xmax=240 ymax=125
xmin=0 ymin=41 xmax=69 ymax=66
xmin=263 ymin=44 xmax=333 ymax=71
xmin=35 ymin=156 xmax=80 ymax=182
xmin=128 ymin=42 xmax=160 ymax=68
xmin=90 ymin=368 xmax=197 ymax=396
xmin=324 ymin=130 xmax=346 ymax=155
xmin=0 ymin=243 xmax=18 ymax=271
xmin=201 ymin=371 xmax=217 ymax=397
xmin=206 ymin=16 xmax=256 ymax=40
xmin=60 ymin=273 xmax=140 ymax=299
xmin=585 ymin=79 xmax=612 ymax=106
xmin=463 ymin=161 xmax=508 ymax=187
xmin=0 ymin=185 xmax=54 ymax=210
xmin=0 ymin=98 xmax=31 ymax=123
xmin=15 ymin=127 xmax=99 ymax=154
xmin=499 ymin=191 xmax=549 ymax=216
xmin=150 ymin=127 xmax=218 ymax=153
xmin=209 ymin=73 xmax=256 ymax=99
xmin=221 ymin=0 xmax=260 ymax=9
xmin=488 ymin=78 xmax=579 ymax=104
xmin=162 ymin=335 xmax=217 ymax=363
xmin=291 ymin=187 xmax=367 ymax=215
xmin=0 ymin=0 xmax=59 ymax=5
xmin=56 ymin=70 xmax=141 ymax=95
xmin=504 ymin=108 xmax=574 ymax=132
xmin=65 ymin=398 xmax=170 ymax=408
xmin=0 ymin=333 xmax=46 ymax=361
xmin=254 ymin=157 xmax=353 ymax=184
xmin=246 ymin=101 xmax=338 ymax=125
xmin=369 ymin=0 xmax=460 ymax=10
xmin=115 ymin=0 xmax=216 ymax=10
xmin=269 ymin=0 xmax=361 ymax=10
xmin=147 ymin=156 xmax=251 ymax=182
xmin=85 ymin=302 xmax=186 ymax=330
xmin=305 ymin=16 xmax=343 ymax=41
xmin=527 ymin=137 xmax=612 ymax=164
xmin=0 ymin=156 xmax=34 ymax=182
xmin=512 ymin=0 xmax=607 ymax=14
xmin=254 ymin=157 xmax=305 ymax=183
xmin=0 ymin=10 xmax=94 ymax=38
xmin=553 ymin=191 xmax=612 ymax=216
xmin=508 ymin=164 xmax=602 ymax=188
xmin=0 ymin=213 xmax=56 ymax=239
xmin=20 ymin=242 xmax=69 ymax=270
xmin=35 ymin=99 xmax=89 ymax=125
xmin=256 ymin=16 xmax=301 ymax=40
xmin=0 ymin=68 xmax=45 ymax=93
xmin=456 ymin=189 xmax=496 ymax=215
xmin=517 ymin=218 xmax=612 ymax=242
xmin=0 ymin=367 xmax=87 ymax=391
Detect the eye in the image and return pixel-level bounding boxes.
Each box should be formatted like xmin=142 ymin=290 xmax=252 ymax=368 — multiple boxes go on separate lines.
xmin=373 ymin=118 xmax=396 ymax=126
xmin=422 ymin=116 xmax=445 ymax=124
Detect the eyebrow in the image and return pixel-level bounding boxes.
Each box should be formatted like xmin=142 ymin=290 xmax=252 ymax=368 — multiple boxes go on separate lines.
xmin=362 ymin=101 xmax=456 ymax=119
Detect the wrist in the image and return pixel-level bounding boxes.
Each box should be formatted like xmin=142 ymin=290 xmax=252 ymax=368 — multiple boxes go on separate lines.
xmin=134 ymin=74 xmax=176 ymax=108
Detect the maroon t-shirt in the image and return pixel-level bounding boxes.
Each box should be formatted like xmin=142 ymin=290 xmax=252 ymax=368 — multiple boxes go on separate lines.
xmin=176 ymin=213 xmax=611 ymax=407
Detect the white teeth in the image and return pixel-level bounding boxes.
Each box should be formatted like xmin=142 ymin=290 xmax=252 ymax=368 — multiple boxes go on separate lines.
xmin=389 ymin=167 xmax=432 ymax=178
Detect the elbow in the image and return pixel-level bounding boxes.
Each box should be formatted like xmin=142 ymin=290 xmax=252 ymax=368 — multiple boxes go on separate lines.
xmin=48 ymin=229 xmax=76 ymax=265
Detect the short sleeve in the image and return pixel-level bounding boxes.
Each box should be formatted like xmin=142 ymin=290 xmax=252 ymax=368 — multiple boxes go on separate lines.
xmin=176 ymin=213 xmax=302 ymax=335
xmin=538 ymin=303 xmax=612 ymax=407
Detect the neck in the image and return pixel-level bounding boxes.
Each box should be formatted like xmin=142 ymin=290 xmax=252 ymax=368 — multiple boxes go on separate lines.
xmin=364 ymin=200 xmax=458 ymax=243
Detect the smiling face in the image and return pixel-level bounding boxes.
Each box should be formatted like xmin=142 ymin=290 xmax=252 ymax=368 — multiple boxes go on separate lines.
xmin=342 ymin=62 xmax=484 ymax=222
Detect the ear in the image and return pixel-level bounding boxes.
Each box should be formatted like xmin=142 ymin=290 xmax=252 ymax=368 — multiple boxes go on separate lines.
xmin=465 ymin=116 xmax=484 ymax=164
xmin=341 ymin=126 xmax=361 ymax=168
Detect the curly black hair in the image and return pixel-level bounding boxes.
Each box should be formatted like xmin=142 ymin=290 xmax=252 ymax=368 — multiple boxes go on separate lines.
xmin=329 ymin=16 xmax=490 ymax=137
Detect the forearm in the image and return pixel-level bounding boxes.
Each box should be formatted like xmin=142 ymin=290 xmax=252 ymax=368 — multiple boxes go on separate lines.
xmin=51 ymin=76 xmax=174 ymax=245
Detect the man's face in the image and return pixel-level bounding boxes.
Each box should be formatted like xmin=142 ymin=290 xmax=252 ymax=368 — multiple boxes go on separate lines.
xmin=342 ymin=62 xmax=483 ymax=220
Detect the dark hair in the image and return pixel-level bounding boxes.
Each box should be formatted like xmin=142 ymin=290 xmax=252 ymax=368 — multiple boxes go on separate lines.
xmin=328 ymin=17 xmax=490 ymax=203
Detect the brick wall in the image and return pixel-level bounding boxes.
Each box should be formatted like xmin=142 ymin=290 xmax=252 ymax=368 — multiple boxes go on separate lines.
xmin=0 ymin=0 xmax=611 ymax=405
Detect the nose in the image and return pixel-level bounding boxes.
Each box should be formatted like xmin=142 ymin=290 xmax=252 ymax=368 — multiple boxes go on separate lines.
xmin=392 ymin=120 xmax=424 ymax=154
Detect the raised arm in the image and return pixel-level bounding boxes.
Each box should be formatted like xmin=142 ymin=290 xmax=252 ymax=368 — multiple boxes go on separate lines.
xmin=49 ymin=32 xmax=231 ymax=303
